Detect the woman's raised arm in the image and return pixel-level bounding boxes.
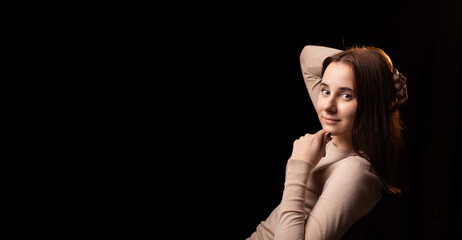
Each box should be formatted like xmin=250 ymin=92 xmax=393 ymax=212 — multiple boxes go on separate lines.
xmin=299 ymin=45 xmax=342 ymax=108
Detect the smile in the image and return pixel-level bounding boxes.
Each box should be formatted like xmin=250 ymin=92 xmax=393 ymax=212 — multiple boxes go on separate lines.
xmin=323 ymin=117 xmax=341 ymax=125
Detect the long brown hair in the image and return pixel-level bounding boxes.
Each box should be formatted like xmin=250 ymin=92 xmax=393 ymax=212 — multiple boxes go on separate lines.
xmin=322 ymin=46 xmax=403 ymax=196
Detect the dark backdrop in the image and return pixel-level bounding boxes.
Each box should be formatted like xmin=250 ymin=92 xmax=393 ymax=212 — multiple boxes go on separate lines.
xmin=4 ymin=0 xmax=461 ymax=239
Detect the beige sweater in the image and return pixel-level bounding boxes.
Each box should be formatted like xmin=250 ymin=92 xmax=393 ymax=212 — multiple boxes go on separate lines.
xmin=246 ymin=46 xmax=382 ymax=240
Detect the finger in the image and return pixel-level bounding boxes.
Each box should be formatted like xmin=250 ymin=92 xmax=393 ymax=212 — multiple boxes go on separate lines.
xmin=394 ymin=82 xmax=402 ymax=91
xmin=320 ymin=132 xmax=331 ymax=157
xmin=312 ymin=129 xmax=328 ymax=147
xmin=324 ymin=132 xmax=333 ymax=145
xmin=398 ymin=92 xmax=408 ymax=104
xmin=399 ymin=74 xmax=407 ymax=84
xmin=314 ymin=129 xmax=327 ymax=140
xmin=396 ymin=88 xmax=405 ymax=97
xmin=326 ymin=132 xmax=332 ymax=141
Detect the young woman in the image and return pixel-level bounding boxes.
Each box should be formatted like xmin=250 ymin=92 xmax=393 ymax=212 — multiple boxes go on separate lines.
xmin=246 ymin=45 xmax=408 ymax=240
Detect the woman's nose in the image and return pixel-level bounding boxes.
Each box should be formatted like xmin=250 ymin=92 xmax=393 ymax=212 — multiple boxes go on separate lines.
xmin=323 ymin=97 xmax=337 ymax=113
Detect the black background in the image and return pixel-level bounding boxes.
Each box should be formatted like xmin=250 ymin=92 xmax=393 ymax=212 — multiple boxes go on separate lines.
xmin=4 ymin=0 xmax=461 ymax=239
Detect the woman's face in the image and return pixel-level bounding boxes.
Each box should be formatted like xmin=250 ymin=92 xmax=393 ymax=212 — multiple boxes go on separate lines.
xmin=316 ymin=62 xmax=357 ymax=139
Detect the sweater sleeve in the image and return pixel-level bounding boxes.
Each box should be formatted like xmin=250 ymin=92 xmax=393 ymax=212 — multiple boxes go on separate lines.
xmin=299 ymin=45 xmax=342 ymax=108
xmin=274 ymin=159 xmax=314 ymax=240
xmin=247 ymin=158 xmax=382 ymax=240
xmin=303 ymin=158 xmax=382 ymax=240
xmin=275 ymin=158 xmax=382 ymax=240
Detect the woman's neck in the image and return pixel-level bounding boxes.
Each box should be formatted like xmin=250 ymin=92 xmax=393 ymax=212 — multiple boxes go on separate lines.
xmin=332 ymin=134 xmax=356 ymax=154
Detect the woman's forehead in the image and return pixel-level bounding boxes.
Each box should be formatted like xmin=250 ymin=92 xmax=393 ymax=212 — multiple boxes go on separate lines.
xmin=322 ymin=62 xmax=355 ymax=89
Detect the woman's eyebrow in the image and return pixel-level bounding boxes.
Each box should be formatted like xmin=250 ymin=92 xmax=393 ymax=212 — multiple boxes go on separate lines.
xmin=339 ymin=87 xmax=355 ymax=92
xmin=320 ymin=82 xmax=355 ymax=92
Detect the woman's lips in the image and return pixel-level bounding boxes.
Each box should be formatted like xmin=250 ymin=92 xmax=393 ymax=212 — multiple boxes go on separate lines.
xmin=323 ymin=117 xmax=340 ymax=125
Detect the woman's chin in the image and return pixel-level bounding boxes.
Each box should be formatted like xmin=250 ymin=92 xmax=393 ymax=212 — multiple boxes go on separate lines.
xmin=322 ymin=127 xmax=336 ymax=135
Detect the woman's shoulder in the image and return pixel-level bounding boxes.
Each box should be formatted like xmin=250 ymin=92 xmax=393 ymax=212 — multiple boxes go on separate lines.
xmin=330 ymin=155 xmax=379 ymax=182
xmin=338 ymin=155 xmax=372 ymax=170
xmin=325 ymin=156 xmax=382 ymax=197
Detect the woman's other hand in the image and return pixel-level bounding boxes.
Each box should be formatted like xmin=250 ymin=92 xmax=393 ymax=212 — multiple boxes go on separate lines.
xmin=290 ymin=130 xmax=332 ymax=167
xmin=393 ymin=68 xmax=408 ymax=105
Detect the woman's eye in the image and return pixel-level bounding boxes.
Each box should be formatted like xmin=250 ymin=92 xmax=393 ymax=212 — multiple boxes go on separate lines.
xmin=342 ymin=93 xmax=352 ymax=99
xmin=322 ymin=89 xmax=330 ymax=95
